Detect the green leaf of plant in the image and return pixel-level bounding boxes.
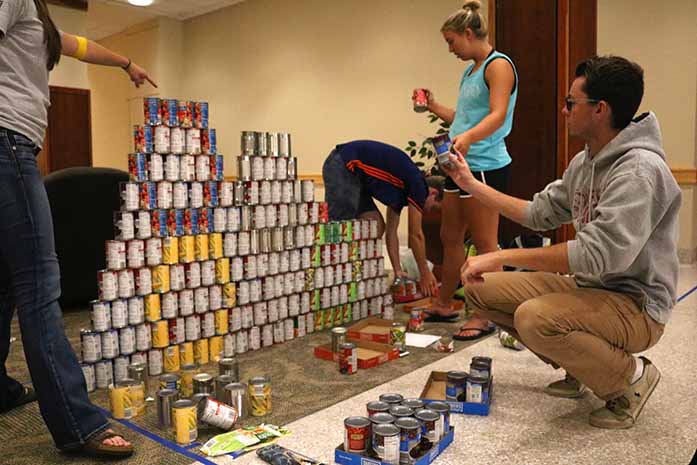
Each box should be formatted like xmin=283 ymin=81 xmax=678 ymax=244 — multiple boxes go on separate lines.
xmin=408 ymin=141 xmax=416 ymax=147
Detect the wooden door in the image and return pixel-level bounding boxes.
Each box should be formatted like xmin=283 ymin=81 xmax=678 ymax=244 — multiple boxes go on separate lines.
xmin=37 ymin=86 xmax=92 ymax=176
xmin=490 ymin=0 xmax=596 ymax=246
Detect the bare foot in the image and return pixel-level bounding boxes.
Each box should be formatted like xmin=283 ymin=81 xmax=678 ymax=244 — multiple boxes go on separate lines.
xmin=102 ymin=429 xmax=131 ymax=447
xmin=454 ymin=314 xmax=494 ymax=338
xmin=426 ymin=300 xmax=458 ymax=317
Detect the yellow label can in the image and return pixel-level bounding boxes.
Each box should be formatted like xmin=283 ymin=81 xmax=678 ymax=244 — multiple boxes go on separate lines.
xmin=223 ymin=283 xmax=236 ymax=308
xmin=144 ymin=294 xmax=161 ymax=322
xmin=208 ymin=335 xmax=223 ymax=362
xmin=164 ymin=344 xmax=180 ymax=373
xmin=209 ymin=232 xmax=223 ymax=259
xmin=162 ymin=237 xmax=179 ymax=265
xmin=151 ymin=320 xmax=170 ymax=348
xmin=109 ymin=382 xmax=133 ymax=419
xmin=214 ymin=309 xmax=229 ymax=335
xmin=195 ymin=234 xmax=209 ymax=261
xmin=179 ymin=341 xmax=194 ymax=366
xmin=194 ymin=338 xmax=209 ymax=365
xmin=152 ymin=265 xmax=171 ymax=294
xmin=180 ymin=363 xmax=199 ymax=397
xmin=178 ymin=235 xmax=195 ymax=264
xmin=172 ymin=399 xmax=197 ymax=445
xmin=215 ymin=257 xmax=230 ymax=284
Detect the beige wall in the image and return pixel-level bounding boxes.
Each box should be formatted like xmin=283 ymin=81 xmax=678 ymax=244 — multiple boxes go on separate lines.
xmin=47 ymin=5 xmax=89 ymax=89
xmin=86 ymin=0 xmax=697 ymax=260
xmin=598 ymin=0 xmax=697 ymax=261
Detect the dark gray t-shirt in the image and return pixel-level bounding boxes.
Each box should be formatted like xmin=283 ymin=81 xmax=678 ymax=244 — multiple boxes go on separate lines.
xmin=0 ymin=0 xmax=50 ymax=146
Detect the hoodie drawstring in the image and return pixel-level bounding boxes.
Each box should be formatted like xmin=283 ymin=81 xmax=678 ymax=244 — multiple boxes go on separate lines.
xmin=588 ymin=160 xmax=595 ymax=223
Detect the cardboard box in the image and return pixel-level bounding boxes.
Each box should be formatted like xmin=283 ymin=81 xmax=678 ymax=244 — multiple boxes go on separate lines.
xmin=346 ymin=317 xmax=394 ymax=344
xmin=335 ymin=426 xmax=454 ymax=465
xmin=313 ymin=338 xmax=399 ymax=369
xmin=402 ymin=298 xmax=463 ymax=314
xmin=419 ymin=371 xmax=492 ymax=416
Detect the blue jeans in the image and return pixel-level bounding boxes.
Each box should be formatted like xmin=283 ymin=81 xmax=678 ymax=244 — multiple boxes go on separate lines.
xmin=0 ymin=128 xmax=108 ymax=449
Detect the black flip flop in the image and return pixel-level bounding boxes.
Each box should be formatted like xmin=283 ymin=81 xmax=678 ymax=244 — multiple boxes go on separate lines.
xmin=423 ymin=311 xmax=459 ymax=323
xmin=453 ymin=324 xmax=496 ymax=341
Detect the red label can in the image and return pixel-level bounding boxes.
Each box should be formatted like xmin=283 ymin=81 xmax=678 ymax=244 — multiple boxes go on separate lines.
xmin=414 ymin=88 xmax=429 ymax=113
xmin=338 ymin=342 xmax=358 ymax=375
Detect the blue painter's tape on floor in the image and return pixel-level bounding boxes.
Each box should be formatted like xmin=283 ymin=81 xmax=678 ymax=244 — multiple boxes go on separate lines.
xmin=678 ymin=284 xmax=697 ymax=303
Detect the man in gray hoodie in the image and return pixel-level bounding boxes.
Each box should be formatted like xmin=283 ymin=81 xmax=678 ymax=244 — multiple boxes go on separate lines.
xmin=443 ymin=55 xmax=681 ymax=429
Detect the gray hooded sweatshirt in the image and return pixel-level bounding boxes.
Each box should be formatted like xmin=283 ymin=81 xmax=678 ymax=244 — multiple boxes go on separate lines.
xmin=523 ymin=112 xmax=681 ymax=325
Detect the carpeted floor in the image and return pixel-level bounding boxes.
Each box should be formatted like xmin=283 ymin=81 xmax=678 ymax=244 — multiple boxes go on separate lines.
xmin=0 ymin=304 xmax=483 ymax=465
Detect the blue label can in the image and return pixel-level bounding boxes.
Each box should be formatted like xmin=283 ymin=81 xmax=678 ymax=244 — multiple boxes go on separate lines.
xmin=144 ymin=97 xmax=161 ymax=126
xmin=152 ymin=209 xmax=168 ymax=238
xmin=205 ymin=181 xmax=219 ymax=207
xmin=209 ymin=129 xmax=217 ymax=154
xmin=162 ymin=99 xmax=179 ymax=127
xmin=128 ymin=153 xmax=148 ymax=182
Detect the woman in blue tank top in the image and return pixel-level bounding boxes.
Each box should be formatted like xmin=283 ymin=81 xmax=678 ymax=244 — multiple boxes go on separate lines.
xmin=413 ymin=1 xmax=518 ymax=340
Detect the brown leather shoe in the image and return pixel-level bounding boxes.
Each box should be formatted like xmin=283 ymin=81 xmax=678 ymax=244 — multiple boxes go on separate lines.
xmin=544 ymin=373 xmax=586 ymax=399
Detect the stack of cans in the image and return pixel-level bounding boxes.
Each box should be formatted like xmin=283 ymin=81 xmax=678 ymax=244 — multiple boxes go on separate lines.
xmin=79 ymin=99 xmax=393 ymax=393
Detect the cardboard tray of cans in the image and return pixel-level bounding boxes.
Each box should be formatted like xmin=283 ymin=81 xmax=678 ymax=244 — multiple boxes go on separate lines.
xmin=346 ymin=317 xmax=395 ymax=344
xmin=419 ymin=371 xmax=493 ymax=416
xmin=313 ymin=338 xmax=399 ymax=369
xmin=334 ymin=426 xmax=454 ymax=465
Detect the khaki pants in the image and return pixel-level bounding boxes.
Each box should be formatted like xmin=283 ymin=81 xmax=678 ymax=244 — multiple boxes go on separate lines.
xmin=464 ymin=272 xmax=664 ymax=400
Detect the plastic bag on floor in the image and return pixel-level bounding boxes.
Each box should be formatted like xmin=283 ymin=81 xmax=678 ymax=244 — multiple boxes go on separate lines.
xmin=498 ymin=329 xmax=525 ymax=351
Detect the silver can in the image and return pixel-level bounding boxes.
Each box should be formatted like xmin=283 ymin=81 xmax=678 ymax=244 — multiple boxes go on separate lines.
xmin=220 ymin=182 xmax=234 ymax=207
xmin=136 ymin=210 xmax=152 ymax=240
xmin=256 ymin=131 xmax=268 ymax=157
xmin=266 ymin=132 xmax=279 ymax=157
xmin=241 ymin=131 xmax=256 ymax=156
xmin=114 ymin=211 xmax=135 ymax=241
xmin=240 ymin=206 xmax=252 ymax=231
xmin=170 ymin=127 xmax=185 ymax=154
xmin=233 ymin=181 xmax=245 ymax=206
xmin=287 ymin=157 xmax=297 ymax=179
xmin=278 ymin=132 xmax=291 ymax=157
xmin=91 ymin=300 xmax=111 ymax=332
xmin=223 ymin=382 xmax=249 ymax=420
xmin=195 ymin=154 xmax=210 ymax=181
xmin=149 ymin=153 xmax=164 ymax=182
xmin=157 ymin=388 xmax=179 ymax=428
xmin=186 ymin=128 xmax=202 ymax=155
xmin=81 ymin=329 xmax=102 ymax=363
xmin=238 ymin=231 xmax=250 ymax=256
xmin=165 ymin=156 xmax=180 ymax=182
xmin=238 ymin=156 xmax=252 ymax=181
xmin=81 ymin=363 xmax=96 ymax=393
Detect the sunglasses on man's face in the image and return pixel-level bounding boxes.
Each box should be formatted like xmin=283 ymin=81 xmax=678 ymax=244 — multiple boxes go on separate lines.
xmin=565 ymin=96 xmax=600 ymax=111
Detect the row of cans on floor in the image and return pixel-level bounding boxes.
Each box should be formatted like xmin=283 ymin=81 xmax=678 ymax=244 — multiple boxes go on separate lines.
xmin=120 ymin=180 xmax=317 ymax=211
xmin=128 ymin=153 xmax=223 ymax=182
xmin=240 ymin=131 xmax=292 ymax=158
xmin=114 ymin=205 xmax=326 ymax=241
xmin=105 ymin=229 xmax=383 ymax=268
xmin=95 ymin=262 xmax=387 ymax=313
xmin=143 ymin=98 xmax=209 ymax=129
xmin=134 ymin=126 xmax=217 ymax=156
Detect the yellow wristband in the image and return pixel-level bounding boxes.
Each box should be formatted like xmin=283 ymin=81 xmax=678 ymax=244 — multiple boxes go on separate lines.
xmin=73 ymin=35 xmax=88 ymax=60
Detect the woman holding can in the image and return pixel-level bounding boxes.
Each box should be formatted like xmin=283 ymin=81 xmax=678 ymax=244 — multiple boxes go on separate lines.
xmin=412 ymin=0 xmax=517 ymax=341
xmin=0 ymin=0 xmax=155 ymax=458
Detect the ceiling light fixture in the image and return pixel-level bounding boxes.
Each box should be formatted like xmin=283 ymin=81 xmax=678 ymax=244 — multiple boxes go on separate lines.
xmin=127 ymin=0 xmax=154 ymax=6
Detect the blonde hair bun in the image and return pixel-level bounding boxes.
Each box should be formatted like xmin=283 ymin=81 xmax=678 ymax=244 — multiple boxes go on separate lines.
xmin=462 ymin=0 xmax=482 ymax=12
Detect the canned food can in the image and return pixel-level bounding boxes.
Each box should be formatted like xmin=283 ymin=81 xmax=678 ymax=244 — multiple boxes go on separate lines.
xmin=81 ymin=363 xmax=96 ymax=393
xmin=235 ymin=329 xmax=249 ymax=354
xmin=219 ymin=182 xmax=234 ymax=207
xmin=144 ymin=97 xmax=161 ymax=125
xmin=114 ymin=211 xmax=135 ymax=242
xmin=344 ymin=416 xmax=371 ymax=453
xmin=204 ymin=181 xmax=219 ymax=207
xmin=163 ymin=345 xmax=180 ymax=373
xmin=154 ymin=125 xmax=170 ymax=154
xmin=169 ymin=127 xmax=185 ymax=155
xmin=248 ymin=377 xmax=271 ymax=416
xmin=133 ymin=125 xmax=153 ymax=154
xmin=244 ymin=181 xmax=259 ymax=205
xmin=128 ymin=296 xmax=145 ymax=325
xmin=238 ymin=156 xmax=252 ymax=181
xmin=210 ymin=232 xmax=224 ymax=258
xmin=95 ymin=360 xmax=114 ymax=389
xmin=278 ymin=132 xmax=291 ymax=157
xmin=81 ymin=329 xmax=102 ymax=363
xmin=193 ymin=101 xmax=208 ymax=129
xmin=143 ymin=294 xmax=161 ymax=322
xmin=135 ymin=323 xmax=152 ymax=352
xmin=165 ymin=155 xmax=180 ymax=182
xmin=194 ymin=287 xmax=210 ymax=314
xmin=185 ymin=128 xmax=201 ymax=155
xmin=90 ymin=300 xmax=111 ymax=332
xmin=109 ymin=380 xmax=143 ymax=419
xmin=156 ymin=388 xmax=179 ymax=428
xmin=172 ymin=399 xmax=198 ymax=445
xmin=241 ymin=131 xmax=256 ymax=156
xmin=117 ymin=269 xmax=135 ymax=299
xmin=255 ymin=131 xmax=268 ymax=156
xmin=168 ymin=317 xmax=186 ymax=345
xmin=200 ymin=129 xmax=212 ymax=155
xmin=151 ymin=320 xmax=169 ymax=348
xmin=128 ymin=153 xmax=148 ymax=182
xmin=338 ymin=342 xmax=358 ymax=375
xmin=263 ymin=158 xmax=275 ymax=181
xmin=270 ymin=180 xmax=282 ymax=204
xmin=194 ymin=338 xmax=210 ymax=365
xmin=105 ymin=240 xmax=126 ymax=271
xmin=148 ymin=153 xmax=164 ymax=182
xmin=251 ymin=156 xmax=264 ymax=181
xmin=209 ymin=284 xmax=223 ymax=310
xmin=275 ymin=157 xmax=288 ymax=181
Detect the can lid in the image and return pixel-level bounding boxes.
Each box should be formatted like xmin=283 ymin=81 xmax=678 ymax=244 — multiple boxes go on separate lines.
xmin=394 ymin=417 xmax=420 ymax=429
xmin=344 ymin=416 xmax=371 ymax=428
xmin=249 ymin=376 xmax=267 ymax=385
xmin=447 ymin=370 xmax=469 ymax=381
xmin=172 ymin=399 xmax=194 ymax=408
xmin=427 ymin=401 xmax=451 ymax=413
xmin=468 ymin=374 xmax=489 ymax=384
xmin=401 ymin=398 xmax=425 ymax=409
xmin=379 ymin=393 xmax=404 ymax=404
xmin=193 ymin=373 xmax=213 ymax=382
xmin=339 ymin=342 xmax=355 ymax=350
xmin=157 ymin=388 xmax=179 ymax=398
xmin=160 ymin=373 xmax=180 ymax=381
xmin=331 ymin=327 xmax=347 ymax=335
xmin=224 ymin=382 xmax=247 ymax=392
xmin=414 ymin=409 xmax=440 ymax=422
xmin=370 ymin=412 xmax=396 ymax=425
xmin=366 ymin=401 xmax=390 ymax=411
xmin=373 ymin=423 xmax=400 ymax=436
xmin=388 ymin=405 xmax=414 ymax=417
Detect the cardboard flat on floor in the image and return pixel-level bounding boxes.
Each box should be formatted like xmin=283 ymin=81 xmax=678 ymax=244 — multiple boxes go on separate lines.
xmin=346 ymin=317 xmax=394 ymax=344
xmin=401 ymin=298 xmax=464 ymax=313
xmin=419 ymin=371 xmax=492 ymax=416
xmin=335 ymin=426 xmax=455 ymax=465
xmin=313 ymin=338 xmax=399 ymax=369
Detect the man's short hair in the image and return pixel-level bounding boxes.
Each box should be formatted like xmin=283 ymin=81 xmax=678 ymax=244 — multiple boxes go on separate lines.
xmin=575 ymin=55 xmax=644 ymax=130
xmin=425 ymin=175 xmax=444 ymax=201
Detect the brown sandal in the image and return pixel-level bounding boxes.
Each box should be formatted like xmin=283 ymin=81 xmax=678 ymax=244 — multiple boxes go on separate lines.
xmin=81 ymin=429 xmax=134 ymax=458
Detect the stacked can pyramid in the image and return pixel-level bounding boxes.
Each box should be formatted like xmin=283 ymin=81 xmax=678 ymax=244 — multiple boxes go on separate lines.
xmin=79 ymin=98 xmax=395 ymax=392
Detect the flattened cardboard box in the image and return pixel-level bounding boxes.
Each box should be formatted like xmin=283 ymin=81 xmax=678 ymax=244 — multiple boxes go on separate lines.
xmin=313 ymin=338 xmax=399 ymax=369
